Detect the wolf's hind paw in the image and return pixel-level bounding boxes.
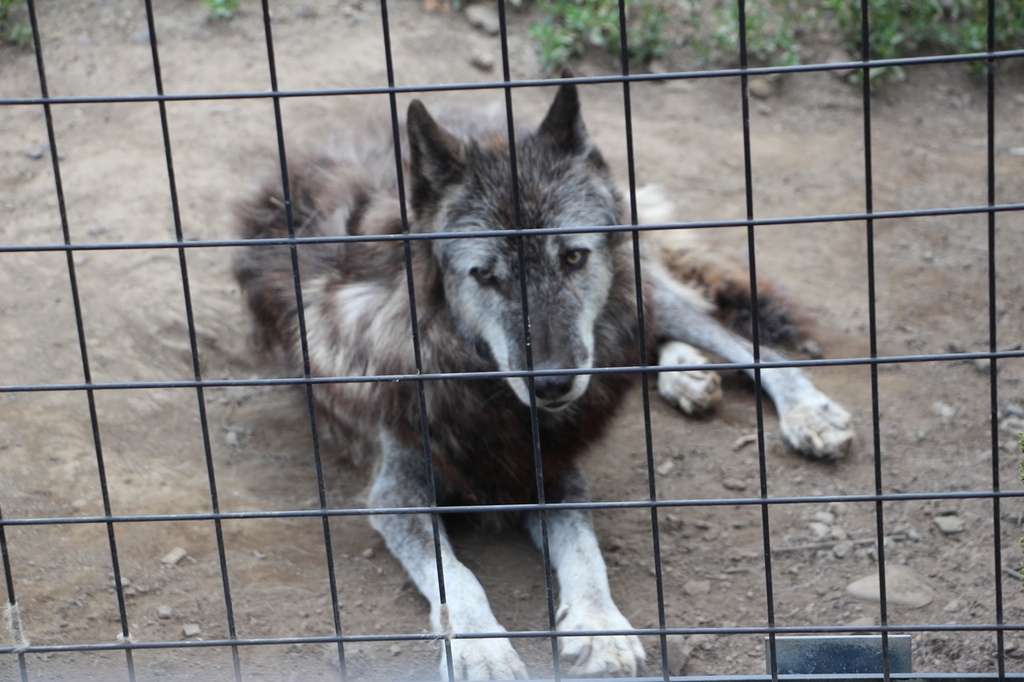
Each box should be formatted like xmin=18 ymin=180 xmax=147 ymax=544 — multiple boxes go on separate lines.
xmin=657 ymin=341 xmax=723 ymax=415
xmin=780 ymin=393 xmax=854 ymax=460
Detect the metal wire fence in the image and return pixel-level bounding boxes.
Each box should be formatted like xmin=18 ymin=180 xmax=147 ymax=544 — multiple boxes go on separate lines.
xmin=2 ymin=0 xmax=1024 ymax=680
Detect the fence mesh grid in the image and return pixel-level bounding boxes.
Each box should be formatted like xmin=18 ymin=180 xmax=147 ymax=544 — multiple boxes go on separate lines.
xmin=2 ymin=0 xmax=1024 ymax=680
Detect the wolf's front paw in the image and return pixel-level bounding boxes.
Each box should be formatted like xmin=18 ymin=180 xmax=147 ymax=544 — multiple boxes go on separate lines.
xmin=780 ymin=392 xmax=854 ymax=460
xmin=555 ymin=603 xmax=645 ymax=678
xmin=444 ymin=636 xmax=528 ymax=680
xmin=657 ymin=341 xmax=723 ymax=415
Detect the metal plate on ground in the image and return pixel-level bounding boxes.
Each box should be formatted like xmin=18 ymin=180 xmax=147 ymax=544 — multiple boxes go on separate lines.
xmin=767 ymin=635 xmax=912 ymax=674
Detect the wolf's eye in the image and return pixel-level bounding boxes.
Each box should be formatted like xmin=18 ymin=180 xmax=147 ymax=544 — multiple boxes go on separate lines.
xmin=563 ymin=249 xmax=589 ymax=270
xmin=470 ymin=266 xmax=497 ymax=286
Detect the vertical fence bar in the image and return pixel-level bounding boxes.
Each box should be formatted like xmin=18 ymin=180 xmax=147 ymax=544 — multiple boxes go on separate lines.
xmin=376 ymin=2 xmax=457 ymax=678
xmin=613 ymin=2 xmax=669 ymax=679
xmin=984 ymin=0 xmax=1006 ymax=677
xmin=139 ymin=4 xmax=242 ymax=678
xmin=735 ymin=0 xmax=778 ymax=677
xmin=857 ymin=1 xmax=892 ymax=678
xmin=23 ymin=2 xmax=136 ymax=679
xmin=257 ymin=1 xmax=347 ymax=677
xmin=492 ymin=2 xmax=564 ymax=674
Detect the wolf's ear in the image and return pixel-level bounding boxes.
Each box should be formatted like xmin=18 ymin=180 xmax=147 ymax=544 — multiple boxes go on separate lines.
xmin=407 ymin=100 xmax=465 ymax=213
xmin=537 ymin=69 xmax=589 ymax=156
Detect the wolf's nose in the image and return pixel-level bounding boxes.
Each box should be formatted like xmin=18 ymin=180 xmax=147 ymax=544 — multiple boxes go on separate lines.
xmin=533 ymin=371 xmax=574 ymax=401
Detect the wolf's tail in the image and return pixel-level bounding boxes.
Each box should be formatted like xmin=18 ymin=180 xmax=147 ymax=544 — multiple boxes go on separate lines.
xmin=659 ymin=244 xmax=810 ymax=347
xmin=634 ymin=185 xmax=810 ymax=348
xmin=232 ymin=154 xmax=346 ymax=358
xmin=235 ymin=152 xmax=345 ymax=243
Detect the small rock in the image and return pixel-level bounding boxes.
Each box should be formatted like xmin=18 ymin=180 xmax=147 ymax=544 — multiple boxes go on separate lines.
xmin=389 ymin=644 xmax=402 ymax=656
xmin=808 ymin=522 xmax=831 ymax=541
xmin=905 ymin=528 xmax=920 ymax=542
xmin=183 ymin=623 xmax=202 ymax=638
xmin=470 ymin=52 xmax=495 ymax=72
xmin=722 ymin=478 xmax=747 ymax=491
xmin=826 ymin=501 xmax=847 ymax=517
xmin=361 ymin=547 xmax=375 ymax=560
xmin=748 ymin=77 xmax=773 ymax=99
xmin=343 ymin=8 xmax=366 ymax=23
xmin=830 ymin=526 xmax=848 ymax=541
xmin=1009 ymin=147 xmax=1024 ymax=157
xmin=846 ymin=564 xmax=934 ymax=608
xmin=683 ymin=579 xmax=711 ymax=596
xmin=161 ymin=547 xmax=188 ymax=566
xmin=224 ymin=430 xmax=239 ymax=447
xmin=22 ymin=143 xmax=48 ymax=160
xmin=1001 ymin=416 xmax=1024 ymax=434
xmin=933 ymin=515 xmax=965 ymax=535
xmin=943 ymin=599 xmax=961 ymax=613
xmin=931 ymin=401 xmax=956 ymax=420
xmin=130 ymin=29 xmax=150 ymax=45
xmin=812 ymin=511 xmax=836 ymax=525
xmin=656 ymin=460 xmax=675 ymax=476
xmin=465 ymin=4 xmax=500 ymax=35
xmin=832 ymin=541 xmax=854 ymax=559
xmin=157 ymin=605 xmax=173 ymax=619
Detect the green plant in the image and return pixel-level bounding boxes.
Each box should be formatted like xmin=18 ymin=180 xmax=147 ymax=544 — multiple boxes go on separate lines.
xmin=821 ymin=0 xmax=1024 ymax=83
xmin=530 ymin=0 xmax=669 ymax=73
xmin=686 ymin=0 xmax=1024 ymax=85
xmin=0 ymin=0 xmax=31 ymax=47
xmin=691 ymin=0 xmax=802 ymax=67
xmin=203 ymin=0 xmax=239 ymax=20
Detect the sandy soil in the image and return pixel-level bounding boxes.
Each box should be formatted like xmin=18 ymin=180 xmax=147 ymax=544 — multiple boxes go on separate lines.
xmin=2 ymin=1 xmax=1024 ymax=680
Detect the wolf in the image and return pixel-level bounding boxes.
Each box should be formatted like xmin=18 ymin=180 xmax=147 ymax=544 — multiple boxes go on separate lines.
xmin=233 ymin=75 xmax=854 ymax=679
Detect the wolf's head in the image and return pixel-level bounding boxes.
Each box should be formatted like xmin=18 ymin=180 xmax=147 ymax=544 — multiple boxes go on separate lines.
xmin=406 ymin=78 xmax=626 ymax=412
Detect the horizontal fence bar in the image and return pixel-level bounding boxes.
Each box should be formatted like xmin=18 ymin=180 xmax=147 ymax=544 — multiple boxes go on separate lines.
xmin=3 ymin=349 xmax=1023 ymax=396
xmin=3 ymin=203 xmax=1023 ymax=255
xmin=4 ymin=622 xmax=1024 ymax=656
xmin=2 ymin=488 xmax=1023 ymax=528
xmin=2 ymin=49 xmax=1023 ymax=107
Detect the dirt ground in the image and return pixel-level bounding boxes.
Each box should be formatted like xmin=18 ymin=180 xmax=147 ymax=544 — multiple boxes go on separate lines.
xmin=2 ymin=1 xmax=1024 ymax=680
